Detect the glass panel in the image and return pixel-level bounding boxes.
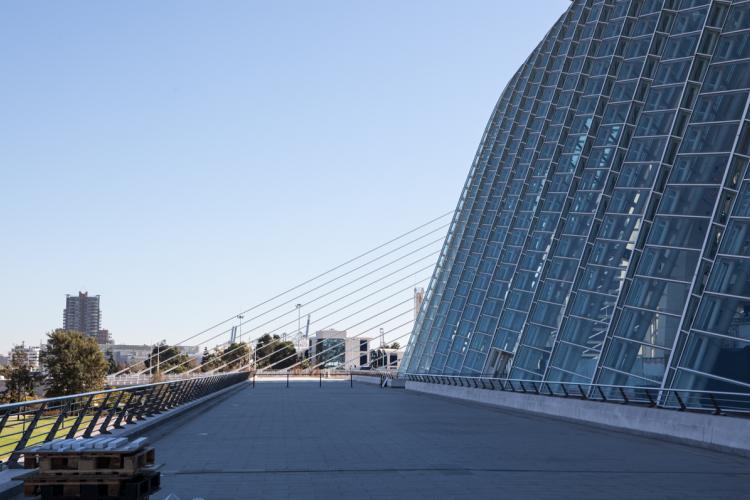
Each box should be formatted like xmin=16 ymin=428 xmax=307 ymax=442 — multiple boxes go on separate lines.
xmin=706 ymin=256 xmax=750 ymax=296
xmin=678 ymin=332 xmax=750 ymax=387
xmin=549 ymin=342 xmax=599 ymax=380
xmin=618 ymin=163 xmax=659 ymax=187
xmin=692 ymin=293 xmax=750 ymax=338
xmin=681 ymin=123 xmax=739 ymax=153
xmin=626 ymin=277 xmax=689 ymax=315
xmin=691 ymin=92 xmax=747 ymax=123
xmin=638 ymin=246 xmax=700 ymax=281
xmin=733 ymin=182 xmax=750 ymax=216
xmin=570 ymin=291 xmax=616 ymax=323
xmin=703 ymin=60 xmax=750 ymax=92
xmin=647 ymin=216 xmax=709 ymax=248
xmin=660 ymin=186 xmax=719 ymax=216
xmin=714 ymin=31 xmax=750 ymax=63
xmin=670 ymin=154 xmax=728 ymax=184
xmin=614 ymin=306 xmax=680 ymax=348
xmin=602 ymin=337 xmax=669 ymax=384
xmin=720 ymin=219 xmax=750 ymax=256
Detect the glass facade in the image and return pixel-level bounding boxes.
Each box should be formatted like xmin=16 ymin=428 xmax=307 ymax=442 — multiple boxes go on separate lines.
xmin=402 ymin=0 xmax=750 ymax=397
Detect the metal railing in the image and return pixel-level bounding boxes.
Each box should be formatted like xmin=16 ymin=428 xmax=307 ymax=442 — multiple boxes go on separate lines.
xmin=404 ymin=373 xmax=750 ymax=417
xmin=0 ymin=372 xmax=248 ymax=468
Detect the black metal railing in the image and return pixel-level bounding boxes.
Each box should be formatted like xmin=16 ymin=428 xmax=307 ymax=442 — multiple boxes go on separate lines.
xmin=404 ymin=373 xmax=750 ymax=417
xmin=0 ymin=372 xmax=248 ymax=468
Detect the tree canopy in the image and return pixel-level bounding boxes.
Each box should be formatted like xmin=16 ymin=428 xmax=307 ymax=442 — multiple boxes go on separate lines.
xmin=0 ymin=348 xmax=37 ymax=403
xmin=41 ymin=330 xmax=108 ymax=397
xmin=200 ymin=342 xmax=251 ymax=372
xmin=255 ymin=334 xmax=297 ymax=369
xmin=143 ymin=344 xmax=193 ymax=374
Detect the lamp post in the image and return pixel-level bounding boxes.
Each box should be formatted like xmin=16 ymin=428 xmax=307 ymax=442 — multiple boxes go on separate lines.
xmin=295 ymin=304 xmax=302 ymax=347
xmin=155 ymin=339 xmax=166 ymax=375
xmin=237 ymin=314 xmax=244 ymax=343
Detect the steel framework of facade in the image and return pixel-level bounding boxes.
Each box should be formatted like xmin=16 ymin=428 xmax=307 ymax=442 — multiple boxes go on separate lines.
xmin=403 ymin=0 xmax=750 ymax=400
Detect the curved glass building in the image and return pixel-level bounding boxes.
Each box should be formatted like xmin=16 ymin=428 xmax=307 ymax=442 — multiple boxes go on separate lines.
xmin=402 ymin=0 xmax=750 ymax=397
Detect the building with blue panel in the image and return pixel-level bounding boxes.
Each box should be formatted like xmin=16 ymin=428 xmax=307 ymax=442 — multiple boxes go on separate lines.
xmin=402 ymin=0 xmax=750 ymax=401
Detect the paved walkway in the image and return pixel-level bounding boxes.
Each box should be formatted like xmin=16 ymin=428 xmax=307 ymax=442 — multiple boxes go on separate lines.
xmin=148 ymin=379 xmax=750 ymax=500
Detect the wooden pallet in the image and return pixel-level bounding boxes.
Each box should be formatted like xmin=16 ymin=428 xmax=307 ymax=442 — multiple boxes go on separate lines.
xmin=20 ymin=437 xmax=161 ymax=499
xmin=23 ymin=469 xmax=160 ymax=500
xmin=22 ymin=437 xmax=155 ymax=475
xmin=28 ymin=448 xmax=156 ymax=476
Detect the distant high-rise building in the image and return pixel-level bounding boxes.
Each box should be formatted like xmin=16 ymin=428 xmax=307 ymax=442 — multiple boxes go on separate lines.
xmin=96 ymin=329 xmax=113 ymax=346
xmin=63 ymin=292 xmax=101 ymax=338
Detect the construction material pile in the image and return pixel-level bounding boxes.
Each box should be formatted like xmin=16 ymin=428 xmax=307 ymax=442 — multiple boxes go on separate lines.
xmin=20 ymin=437 xmax=160 ymax=500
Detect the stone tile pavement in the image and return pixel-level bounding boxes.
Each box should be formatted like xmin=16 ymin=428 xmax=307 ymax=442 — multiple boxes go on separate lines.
xmin=143 ymin=379 xmax=750 ymax=499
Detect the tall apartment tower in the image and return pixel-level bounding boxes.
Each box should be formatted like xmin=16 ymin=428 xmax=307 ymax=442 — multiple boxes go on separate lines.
xmin=63 ymin=292 xmax=101 ymax=338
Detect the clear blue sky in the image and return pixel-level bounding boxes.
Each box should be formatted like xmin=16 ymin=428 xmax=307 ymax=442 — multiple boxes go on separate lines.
xmin=0 ymin=1 xmax=569 ymax=352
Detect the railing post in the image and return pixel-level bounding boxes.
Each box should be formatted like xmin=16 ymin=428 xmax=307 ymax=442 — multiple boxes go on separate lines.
xmin=145 ymin=385 xmax=168 ymax=416
xmin=287 ymin=372 xmax=290 ymax=388
xmin=46 ymin=400 xmax=72 ymax=442
xmin=618 ymin=387 xmax=629 ymax=404
xmin=161 ymin=382 xmax=182 ymax=409
xmin=350 ymin=371 xmax=353 ymax=388
xmin=67 ymin=395 xmax=94 ymax=438
xmin=0 ymin=410 xmax=10 ymax=440
xmin=137 ymin=385 xmax=159 ymax=418
xmin=99 ymin=391 xmax=125 ymax=434
xmin=319 ymin=371 xmax=322 ymax=388
xmin=112 ymin=391 xmax=138 ymax=429
xmin=178 ymin=379 xmax=198 ymax=405
xmin=127 ymin=389 xmax=150 ymax=424
xmin=709 ymin=394 xmax=723 ymax=415
xmin=9 ymin=402 xmax=47 ymax=467
xmin=83 ymin=393 xmax=111 ymax=438
xmin=253 ymin=373 xmax=256 ymax=388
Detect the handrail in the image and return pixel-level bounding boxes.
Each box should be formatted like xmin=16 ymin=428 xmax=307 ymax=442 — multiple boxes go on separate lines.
xmin=0 ymin=372 xmax=248 ymax=468
xmin=403 ymin=373 xmax=750 ymax=417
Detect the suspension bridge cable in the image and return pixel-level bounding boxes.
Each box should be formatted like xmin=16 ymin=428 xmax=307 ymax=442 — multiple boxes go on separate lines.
xmin=261 ymin=300 xmax=414 ymax=371
xmin=198 ymin=277 xmax=429 ymax=374
xmin=141 ymin=249 xmax=438 ymax=375
xmin=114 ymin=217 xmax=448 ymax=376
xmin=210 ymin=306 xmax=416 ymax=374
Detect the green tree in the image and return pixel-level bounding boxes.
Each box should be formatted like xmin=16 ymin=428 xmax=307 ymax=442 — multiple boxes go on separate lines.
xmin=105 ymin=351 xmax=119 ymax=375
xmin=255 ymin=334 xmax=298 ymax=369
xmin=41 ymin=330 xmax=108 ymax=397
xmin=0 ymin=349 xmax=37 ymax=403
xmin=389 ymin=342 xmax=401 ymax=350
xmin=143 ymin=343 xmax=192 ymax=374
xmin=217 ymin=342 xmax=251 ymax=372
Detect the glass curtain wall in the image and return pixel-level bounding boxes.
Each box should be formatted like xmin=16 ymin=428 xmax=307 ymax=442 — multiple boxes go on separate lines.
xmin=402 ymin=0 xmax=750 ymax=401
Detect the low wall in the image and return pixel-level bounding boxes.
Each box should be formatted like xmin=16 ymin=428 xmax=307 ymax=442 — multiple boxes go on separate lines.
xmin=353 ymin=375 xmax=382 ymax=385
xmin=407 ymin=380 xmax=750 ymax=457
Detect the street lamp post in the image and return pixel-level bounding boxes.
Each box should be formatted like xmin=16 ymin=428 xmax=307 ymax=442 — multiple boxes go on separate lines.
xmin=237 ymin=314 xmax=244 ymax=343
xmin=295 ymin=304 xmax=302 ymax=346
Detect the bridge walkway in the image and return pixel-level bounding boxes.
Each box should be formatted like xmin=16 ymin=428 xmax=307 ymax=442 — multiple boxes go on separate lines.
xmin=145 ymin=379 xmax=750 ymax=499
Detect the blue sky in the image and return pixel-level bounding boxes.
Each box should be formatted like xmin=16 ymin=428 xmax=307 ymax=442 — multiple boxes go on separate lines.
xmin=0 ymin=1 xmax=569 ymax=352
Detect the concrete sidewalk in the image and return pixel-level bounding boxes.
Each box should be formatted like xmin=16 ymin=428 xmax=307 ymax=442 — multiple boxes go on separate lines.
xmin=146 ymin=379 xmax=750 ymax=499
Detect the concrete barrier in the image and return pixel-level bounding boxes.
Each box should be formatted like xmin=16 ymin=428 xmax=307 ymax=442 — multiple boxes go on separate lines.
xmin=353 ymin=375 xmax=382 ymax=385
xmin=407 ymin=380 xmax=750 ymax=457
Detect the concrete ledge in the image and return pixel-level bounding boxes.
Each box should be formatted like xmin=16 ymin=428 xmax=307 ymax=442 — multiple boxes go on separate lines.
xmin=407 ymin=380 xmax=750 ymax=457
xmin=353 ymin=375 xmax=381 ymax=385
xmin=0 ymin=380 xmax=248 ymax=499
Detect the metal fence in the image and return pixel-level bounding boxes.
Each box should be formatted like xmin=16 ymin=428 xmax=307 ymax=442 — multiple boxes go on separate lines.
xmin=404 ymin=373 xmax=750 ymax=417
xmin=0 ymin=372 xmax=248 ymax=468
